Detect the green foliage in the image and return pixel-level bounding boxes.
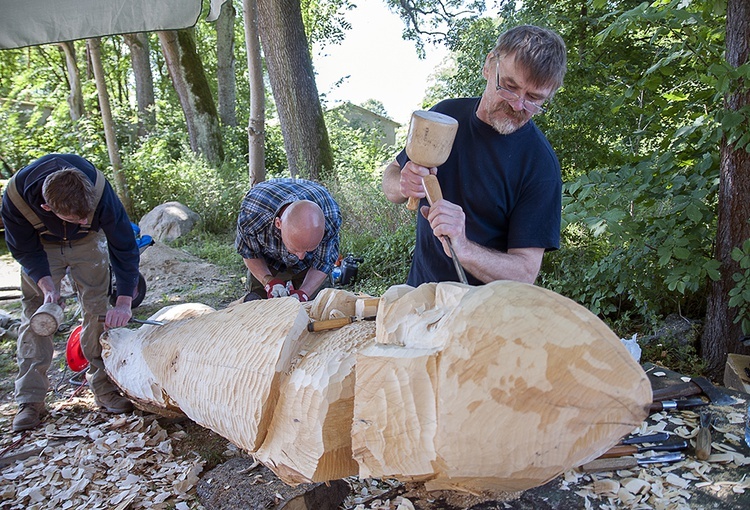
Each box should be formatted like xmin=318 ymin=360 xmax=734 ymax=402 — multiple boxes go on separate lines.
xmin=640 ymin=337 xmax=707 ymax=378
xmin=729 ymin=237 xmax=750 ymax=335
xmin=123 ymin=136 xmax=247 ymax=232
xmin=345 ymin=223 xmax=415 ymax=296
xmin=423 ymin=17 xmax=499 ymax=104
xmin=322 ymin=105 xmax=415 ymax=294
xmin=302 ymin=0 xmax=355 ymax=48
xmin=172 ymin=229 xmax=245 ymax=274
xmin=385 ymin=0 xmax=486 ymax=55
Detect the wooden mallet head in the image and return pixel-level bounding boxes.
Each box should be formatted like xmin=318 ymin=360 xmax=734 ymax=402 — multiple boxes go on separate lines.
xmin=405 ymin=110 xmax=459 ymax=210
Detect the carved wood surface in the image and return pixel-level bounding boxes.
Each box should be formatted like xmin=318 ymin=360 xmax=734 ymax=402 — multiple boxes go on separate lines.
xmin=102 ymin=282 xmax=651 ymax=494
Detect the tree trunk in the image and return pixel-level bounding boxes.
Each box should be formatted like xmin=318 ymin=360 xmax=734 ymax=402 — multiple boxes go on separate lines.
xmin=257 ymin=0 xmax=333 ymax=180
xmin=216 ymin=0 xmax=238 ymax=127
xmin=58 ymin=41 xmax=84 ymax=121
xmin=87 ymin=37 xmax=133 ymax=215
xmin=102 ymin=283 xmax=650 ymax=492
xmin=157 ymin=29 xmax=225 ymax=165
xmin=243 ymin=0 xmax=265 ymax=186
xmin=123 ymin=33 xmax=156 ymax=138
xmin=701 ymin=0 xmax=750 ymax=377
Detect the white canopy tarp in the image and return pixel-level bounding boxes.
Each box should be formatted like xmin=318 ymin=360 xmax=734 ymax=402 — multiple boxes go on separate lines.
xmin=0 ymin=0 xmax=223 ymax=49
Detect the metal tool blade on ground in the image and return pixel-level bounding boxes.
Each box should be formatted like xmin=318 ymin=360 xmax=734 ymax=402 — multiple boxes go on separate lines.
xmin=621 ymin=432 xmax=670 ymax=445
xmin=649 ymin=397 xmax=709 ymax=413
xmin=422 ymin=174 xmax=469 ymax=285
xmin=651 ymin=375 xmax=736 ymax=406
xmin=98 ymin=315 xmax=165 ymax=326
xmin=580 ymin=452 xmax=684 ymax=473
xmin=600 ymin=439 xmax=688 ymax=459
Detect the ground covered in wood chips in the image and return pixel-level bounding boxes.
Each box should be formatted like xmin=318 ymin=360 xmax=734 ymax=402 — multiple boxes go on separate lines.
xmin=3 ymin=243 xmax=750 ymax=509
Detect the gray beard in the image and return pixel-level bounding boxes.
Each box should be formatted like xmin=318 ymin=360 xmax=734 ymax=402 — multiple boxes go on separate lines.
xmin=490 ymin=110 xmax=530 ymax=134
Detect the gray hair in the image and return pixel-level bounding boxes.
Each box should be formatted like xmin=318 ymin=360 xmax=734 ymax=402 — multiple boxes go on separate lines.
xmin=492 ymin=25 xmax=567 ymax=93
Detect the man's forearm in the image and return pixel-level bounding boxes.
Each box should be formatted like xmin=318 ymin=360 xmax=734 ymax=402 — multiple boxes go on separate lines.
xmin=382 ymin=161 xmax=407 ymax=204
xmin=457 ymin=242 xmax=544 ymax=284
xmin=243 ymin=258 xmax=274 ymax=285
xmin=299 ymin=268 xmax=329 ymax=297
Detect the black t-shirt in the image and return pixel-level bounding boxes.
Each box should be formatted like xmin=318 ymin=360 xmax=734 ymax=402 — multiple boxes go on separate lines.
xmin=396 ymin=98 xmax=562 ymax=286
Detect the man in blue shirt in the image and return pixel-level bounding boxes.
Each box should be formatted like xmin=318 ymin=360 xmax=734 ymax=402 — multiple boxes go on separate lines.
xmin=382 ymin=25 xmax=567 ymax=287
xmin=235 ymin=178 xmax=341 ymax=302
xmin=2 ymin=154 xmax=140 ymax=431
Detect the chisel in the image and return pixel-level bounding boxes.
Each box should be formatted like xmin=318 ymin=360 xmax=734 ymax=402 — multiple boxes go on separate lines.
xmin=422 ymin=174 xmax=469 ymax=285
xmin=98 ymin=315 xmax=165 ymax=326
xmin=648 ymin=397 xmax=708 ymax=413
xmin=621 ymin=432 xmax=670 ymax=445
xmin=580 ymin=452 xmax=684 ymax=473
xmin=307 ymin=316 xmax=376 ymax=332
xmin=599 ymin=440 xmax=687 ymax=459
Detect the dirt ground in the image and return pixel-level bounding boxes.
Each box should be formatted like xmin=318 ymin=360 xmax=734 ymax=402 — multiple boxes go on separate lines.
xmin=0 ymin=242 xmax=246 ymax=509
xmin=3 ymin=244 xmax=750 ymax=510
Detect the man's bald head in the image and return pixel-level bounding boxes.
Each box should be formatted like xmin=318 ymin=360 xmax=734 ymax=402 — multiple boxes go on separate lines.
xmin=274 ymin=200 xmax=325 ymax=258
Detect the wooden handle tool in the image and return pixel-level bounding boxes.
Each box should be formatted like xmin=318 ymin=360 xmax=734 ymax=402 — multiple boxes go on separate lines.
xmin=580 ymin=452 xmax=684 ymax=473
xmin=695 ymin=411 xmax=712 ymax=460
xmin=98 ymin=315 xmax=165 ymax=326
xmin=422 ymin=174 xmax=469 ymax=284
xmin=307 ymin=316 xmax=376 ymax=332
xmin=404 ymin=110 xmax=458 ymax=210
xmin=598 ymin=440 xmax=687 ymax=459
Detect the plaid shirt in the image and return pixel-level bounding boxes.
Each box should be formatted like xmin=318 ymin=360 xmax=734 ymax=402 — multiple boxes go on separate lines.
xmin=235 ymin=178 xmax=341 ymax=275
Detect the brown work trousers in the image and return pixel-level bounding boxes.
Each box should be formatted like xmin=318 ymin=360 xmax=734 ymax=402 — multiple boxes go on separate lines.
xmin=15 ymin=231 xmax=117 ymax=404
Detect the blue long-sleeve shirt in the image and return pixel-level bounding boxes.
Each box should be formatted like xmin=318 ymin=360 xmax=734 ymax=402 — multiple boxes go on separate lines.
xmin=1 ymin=154 xmax=139 ymax=297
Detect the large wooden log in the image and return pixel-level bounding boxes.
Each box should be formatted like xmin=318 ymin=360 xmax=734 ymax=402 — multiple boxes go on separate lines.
xmin=101 ymin=282 xmax=651 ymax=494
xmin=353 ymin=282 xmax=651 ymax=493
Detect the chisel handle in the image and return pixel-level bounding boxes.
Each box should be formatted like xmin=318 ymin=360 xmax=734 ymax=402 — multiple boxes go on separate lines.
xmin=651 ymin=382 xmax=701 ymax=401
xmin=696 ymin=412 xmax=712 ymax=460
xmin=407 ymin=173 xmax=442 ymax=209
xmin=422 ymin=174 xmax=443 ymax=204
xmin=580 ymin=457 xmax=639 ymax=472
xmin=696 ymin=427 xmax=711 ymax=460
xmin=599 ymin=445 xmax=637 ymax=458
xmin=307 ymin=317 xmax=353 ymax=332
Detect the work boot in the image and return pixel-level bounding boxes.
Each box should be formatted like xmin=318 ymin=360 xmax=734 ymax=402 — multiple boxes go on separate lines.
xmin=12 ymin=402 xmax=47 ymax=432
xmin=94 ymin=391 xmax=134 ymax=414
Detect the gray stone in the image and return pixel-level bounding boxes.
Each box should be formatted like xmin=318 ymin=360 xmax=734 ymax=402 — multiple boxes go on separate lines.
xmin=138 ymin=202 xmax=200 ymax=242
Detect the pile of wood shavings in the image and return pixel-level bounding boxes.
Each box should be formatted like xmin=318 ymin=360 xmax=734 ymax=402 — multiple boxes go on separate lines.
xmin=0 ymin=398 xmax=205 ymax=509
xmin=343 ymin=477 xmax=412 ymax=509
xmin=561 ymin=396 xmax=750 ymax=509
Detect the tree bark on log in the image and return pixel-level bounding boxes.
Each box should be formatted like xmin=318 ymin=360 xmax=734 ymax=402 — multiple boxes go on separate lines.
xmin=102 ymin=282 xmax=651 ymax=494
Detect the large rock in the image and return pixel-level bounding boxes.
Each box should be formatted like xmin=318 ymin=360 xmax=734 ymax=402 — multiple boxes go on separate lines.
xmin=139 ymin=202 xmax=200 ymax=242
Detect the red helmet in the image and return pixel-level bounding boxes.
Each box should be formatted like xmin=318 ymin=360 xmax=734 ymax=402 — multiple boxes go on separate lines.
xmin=66 ymin=325 xmax=89 ymax=372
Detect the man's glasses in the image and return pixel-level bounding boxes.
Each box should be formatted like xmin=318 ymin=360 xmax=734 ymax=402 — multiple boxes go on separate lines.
xmin=495 ymin=60 xmax=547 ymax=115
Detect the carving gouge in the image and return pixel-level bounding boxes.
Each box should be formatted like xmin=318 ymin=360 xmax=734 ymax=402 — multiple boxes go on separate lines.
xmin=621 ymin=432 xmax=670 ymax=445
xmin=98 ymin=315 xmax=165 ymax=326
xmin=599 ymin=440 xmax=688 ymax=459
xmin=307 ymin=316 xmax=376 ymax=332
xmin=422 ymin=174 xmax=469 ymax=285
xmin=696 ymin=411 xmax=712 ymax=460
xmin=580 ymin=452 xmax=684 ymax=473
xmin=648 ymin=397 xmax=708 ymax=413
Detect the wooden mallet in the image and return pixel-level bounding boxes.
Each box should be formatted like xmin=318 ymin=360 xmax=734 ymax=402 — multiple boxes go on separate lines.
xmin=405 ymin=110 xmax=459 ymax=210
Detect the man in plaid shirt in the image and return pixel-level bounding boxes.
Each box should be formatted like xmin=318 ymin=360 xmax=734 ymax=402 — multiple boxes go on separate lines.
xmin=235 ymin=178 xmax=341 ymax=302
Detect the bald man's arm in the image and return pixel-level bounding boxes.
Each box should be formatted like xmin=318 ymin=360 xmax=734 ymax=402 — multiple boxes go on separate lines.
xmin=243 ymin=258 xmax=274 ymax=286
xmin=298 ymin=268 xmax=329 ymax=297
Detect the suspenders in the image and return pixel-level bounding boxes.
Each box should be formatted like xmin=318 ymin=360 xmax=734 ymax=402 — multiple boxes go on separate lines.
xmin=5 ymin=169 xmax=105 ymax=235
